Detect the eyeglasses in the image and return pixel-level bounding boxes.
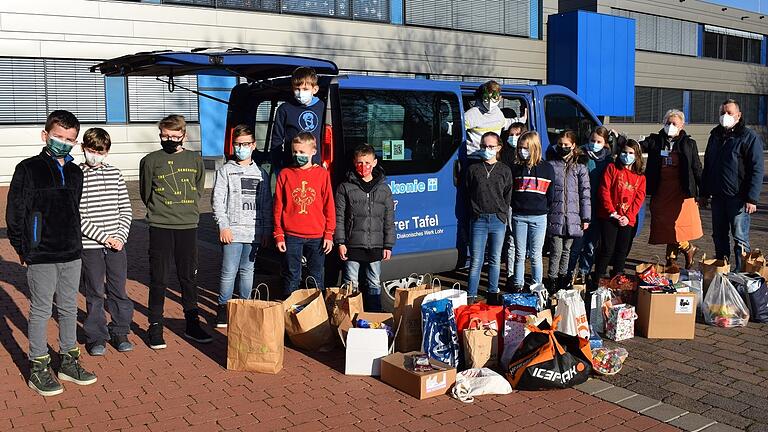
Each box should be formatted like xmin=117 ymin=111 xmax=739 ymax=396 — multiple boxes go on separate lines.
xmin=480 ymin=145 xmax=500 ymax=150
xmin=159 ymin=134 xmax=185 ymax=142
xmin=234 ymin=141 xmax=255 ymax=147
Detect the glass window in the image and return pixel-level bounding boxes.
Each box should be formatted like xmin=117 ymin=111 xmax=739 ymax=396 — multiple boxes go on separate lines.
xmin=543 ymin=95 xmax=597 ymax=147
xmin=405 ymin=0 xmax=530 ymax=37
xmin=338 ymin=89 xmax=462 ymax=174
xmin=253 ymin=100 xmax=282 ymax=153
xmin=610 ymin=87 xmax=683 ymax=124
xmin=703 ymin=30 xmax=763 ymax=64
xmin=127 ymin=75 xmax=199 ymax=122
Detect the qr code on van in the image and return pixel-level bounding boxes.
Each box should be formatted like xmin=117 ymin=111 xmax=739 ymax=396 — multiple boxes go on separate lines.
xmin=392 ymin=141 xmax=404 ymax=159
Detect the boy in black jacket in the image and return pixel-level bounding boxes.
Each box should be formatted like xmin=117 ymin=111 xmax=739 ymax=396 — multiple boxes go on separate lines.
xmin=6 ymin=110 xmax=97 ymax=396
xmin=335 ymin=144 xmax=395 ymax=311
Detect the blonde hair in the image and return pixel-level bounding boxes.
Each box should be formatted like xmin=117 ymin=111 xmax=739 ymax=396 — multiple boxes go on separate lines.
xmin=517 ymin=131 xmax=542 ymax=168
xmin=663 ymin=109 xmax=685 ymax=124
xmin=292 ymin=131 xmax=317 ymax=149
xmin=158 ymin=114 xmax=186 ymax=133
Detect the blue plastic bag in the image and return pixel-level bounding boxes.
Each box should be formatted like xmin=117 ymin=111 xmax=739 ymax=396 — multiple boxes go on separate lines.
xmin=502 ymin=293 xmax=539 ymax=310
xmin=421 ymin=299 xmax=460 ymax=367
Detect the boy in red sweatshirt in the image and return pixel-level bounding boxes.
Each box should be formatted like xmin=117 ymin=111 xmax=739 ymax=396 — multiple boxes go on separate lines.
xmin=274 ymin=132 xmax=335 ymax=294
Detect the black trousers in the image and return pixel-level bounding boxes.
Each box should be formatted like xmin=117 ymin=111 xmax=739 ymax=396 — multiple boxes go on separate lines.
xmin=81 ymin=248 xmax=133 ymax=343
xmin=594 ymin=218 xmax=634 ymax=277
xmin=148 ymin=227 xmax=198 ymax=324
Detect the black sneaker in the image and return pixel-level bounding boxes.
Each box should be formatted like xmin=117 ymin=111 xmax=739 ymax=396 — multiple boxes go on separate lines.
xmin=185 ymin=318 xmax=213 ymax=344
xmin=148 ymin=323 xmax=167 ymax=350
xmin=86 ymin=342 xmax=106 ymax=356
xmin=28 ymin=355 xmax=63 ymax=397
xmin=110 ymin=335 xmax=134 ymax=352
xmin=216 ymin=304 xmax=228 ymax=328
xmin=58 ymin=348 xmax=97 ymax=386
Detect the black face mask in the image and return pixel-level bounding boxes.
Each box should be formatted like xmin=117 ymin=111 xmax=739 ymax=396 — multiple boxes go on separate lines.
xmin=161 ymin=139 xmax=180 ymax=154
xmin=557 ymin=146 xmax=572 ymax=157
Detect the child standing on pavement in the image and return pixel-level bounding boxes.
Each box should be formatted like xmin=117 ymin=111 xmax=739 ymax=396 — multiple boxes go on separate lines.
xmin=79 ymin=128 xmax=135 ymax=356
xmin=6 ymin=110 xmax=97 ymax=396
xmin=274 ymin=132 xmax=335 ymax=294
xmin=335 ymin=144 xmax=395 ymax=312
xmin=212 ymin=125 xmax=273 ymax=327
xmin=465 ymin=132 xmax=513 ymax=305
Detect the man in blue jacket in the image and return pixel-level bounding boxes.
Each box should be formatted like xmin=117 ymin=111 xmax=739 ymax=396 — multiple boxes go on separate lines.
xmin=700 ymin=99 xmax=765 ymax=271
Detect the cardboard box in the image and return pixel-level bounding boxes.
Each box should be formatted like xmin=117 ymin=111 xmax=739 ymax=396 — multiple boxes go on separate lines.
xmin=380 ymin=351 xmax=457 ymax=399
xmin=340 ymin=312 xmax=395 ymax=376
xmin=636 ymin=288 xmax=696 ymax=339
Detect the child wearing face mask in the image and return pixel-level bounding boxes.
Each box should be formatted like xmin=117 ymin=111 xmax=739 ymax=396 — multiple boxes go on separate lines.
xmin=270 ymin=67 xmax=325 ymax=172
xmin=274 ymin=132 xmax=336 ymax=295
xmin=79 ymin=128 xmax=135 ymax=357
xmin=464 ymin=80 xmax=513 ymax=160
xmin=594 ymin=140 xmax=646 ymax=279
xmin=545 ymin=130 xmax=591 ymax=293
xmin=212 ymin=125 xmax=273 ymax=327
xmin=334 ymin=144 xmax=395 ymax=312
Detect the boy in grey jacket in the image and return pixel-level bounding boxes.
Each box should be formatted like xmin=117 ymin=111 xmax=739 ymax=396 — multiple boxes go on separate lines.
xmin=212 ymin=125 xmax=273 ymax=327
xmin=335 ymin=144 xmax=395 ymax=311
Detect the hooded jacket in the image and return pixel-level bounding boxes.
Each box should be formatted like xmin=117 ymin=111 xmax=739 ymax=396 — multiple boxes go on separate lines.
xmin=545 ymin=147 xmax=591 ymax=237
xmin=641 ymin=129 xmax=702 ymax=198
xmin=701 ymin=119 xmax=765 ymax=204
xmin=334 ymin=165 xmax=395 ymax=250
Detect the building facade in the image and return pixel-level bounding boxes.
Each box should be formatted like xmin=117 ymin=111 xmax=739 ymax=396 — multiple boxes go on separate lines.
xmin=0 ymin=0 xmax=764 ymax=183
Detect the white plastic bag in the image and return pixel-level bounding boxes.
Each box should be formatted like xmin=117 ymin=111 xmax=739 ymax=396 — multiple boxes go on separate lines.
xmin=555 ymin=289 xmax=590 ymax=339
xmin=529 ymin=283 xmax=549 ymax=311
xmin=451 ymin=368 xmax=513 ymax=403
xmin=703 ymin=273 xmax=750 ymax=327
xmin=422 ymin=281 xmax=468 ymax=311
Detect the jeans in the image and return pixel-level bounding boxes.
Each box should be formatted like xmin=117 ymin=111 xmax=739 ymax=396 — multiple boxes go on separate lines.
xmin=148 ymin=227 xmax=199 ymax=325
xmin=506 ymin=207 xmax=516 ymax=282
xmin=595 ymin=218 xmax=634 ymax=277
xmin=512 ymin=214 xmax=548 ymax=286
xmin=468 ymin=214 xmax=507 ymax=297
xmin=27 ymin=259 xmax=81 ymax=359
xmin=283 ymin=235 xmax=325 ymax=293
xmin=81 ymin=249 xmax=133 ymax=344
xmin=343 ymin=260 xmax=382 ymax=295
xmin=711 ymin=196 xmax=751 ymax=271
xmin=219 ymin=242 xmax=258 ymax=304
xmin=571 ymin=218 xmax=601 ymax=275
xmin=548 ymin=236 xmax=575 ymax=280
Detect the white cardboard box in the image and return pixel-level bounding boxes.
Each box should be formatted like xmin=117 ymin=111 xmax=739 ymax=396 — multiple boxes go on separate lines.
xmin=341 ymin=312 xmax=396 ymax=376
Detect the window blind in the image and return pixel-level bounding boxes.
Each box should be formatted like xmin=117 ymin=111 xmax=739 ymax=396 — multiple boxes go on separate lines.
xmin=128 ymin=75 xmax=199 ymax=122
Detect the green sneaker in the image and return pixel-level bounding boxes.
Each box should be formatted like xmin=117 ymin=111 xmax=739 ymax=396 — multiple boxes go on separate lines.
xmin=28 ymin=354 xmax=63 ymax=397
xmin=58 ymin=347 xmax=97 ymax=386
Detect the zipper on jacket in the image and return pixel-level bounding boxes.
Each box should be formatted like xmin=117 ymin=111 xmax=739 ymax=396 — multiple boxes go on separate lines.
xmin=33 ymin=215 xmax=38 ymax=243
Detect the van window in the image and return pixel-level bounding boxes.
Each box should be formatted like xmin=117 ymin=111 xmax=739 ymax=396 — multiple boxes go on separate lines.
xmin=254 ymin=100 xmax=282 ymax=153
xmin=544 ymin=95 xmax=597 ymax=146
xmin=338 ymin=89 xmax=462 ymax=174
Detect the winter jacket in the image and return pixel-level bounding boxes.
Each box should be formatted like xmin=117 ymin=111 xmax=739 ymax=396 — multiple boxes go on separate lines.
xmin=212 ymin=160 xmax=273 ymax=244
xmin=641 ymin=130 xmax=702 ymax=198
xmin=546 ymin=148 xmax=591 ymax=237
xmin=6 ymin=149 xmax=84 ymax=264
xmin=509 ymin=160 xmax=555 ymax=216
xmin=583 ymin=145 xmax=613 ymax=218
xmin=701 ymin=119 xmax=765 ymax=204
xmin=598 ymin=163 xmax=646 ymax=227
xmin=334 ymin=166 xmax=395 ymax=250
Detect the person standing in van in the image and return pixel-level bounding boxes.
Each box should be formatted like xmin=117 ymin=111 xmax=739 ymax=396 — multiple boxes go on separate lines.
xmin=546 ymin=130 xmax=591 ymax=293
xmin=6 ymin=110 xmax=97 ymax=396
xmin=212 ymin=125 xmax=273 ymax=328
xmin=509 ymin=131 xmax=554 ymax=292
xmin=270 ymin=67 xmax=325 ymax=172
xmin=464 ymin=81 xmax=526 ymax=159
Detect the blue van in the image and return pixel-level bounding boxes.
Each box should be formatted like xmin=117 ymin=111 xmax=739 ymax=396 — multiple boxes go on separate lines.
xmin=93 ymin=50 xmax=602 ymax=304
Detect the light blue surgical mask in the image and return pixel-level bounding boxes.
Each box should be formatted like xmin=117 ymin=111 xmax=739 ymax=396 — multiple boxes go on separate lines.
xmin=234 ymin=145 xmax=252 ymax=161
xmin=590 ymin=141 xmax=603 ymax=153
xmin=620 ymin=153 xmax=635 ymax=166
xmin=519 ymin=148 xmax=530 ymax=160
xmin=479 ymin=148 xmax=497 ymax=161
xmin=293 ymin=154 xmax=310 ymax=166
xmin=508 ymin=135 xmax=519 ymax=148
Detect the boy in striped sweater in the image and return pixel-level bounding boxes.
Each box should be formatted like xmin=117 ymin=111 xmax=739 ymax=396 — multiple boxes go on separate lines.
xmin=79 ymin=128 xmax=135 ymax=356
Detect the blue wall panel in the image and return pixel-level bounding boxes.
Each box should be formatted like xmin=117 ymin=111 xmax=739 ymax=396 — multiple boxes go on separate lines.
xmin=762 ymin=36 xmax=767 ymax=65
xmin=105 ymin=77 xmax=127 ymax=123
xmin=390 ymin=0 xmax=403 ymax=24
xmin=198 ymin=75 xmax=237 ymax=157
xmin=547 ymin=10 xmax=635 ymax=116
xmin=698 ymin=25 xmax=704 ymax=57
xmin=530 ymin=0 xmax=540 ymax=39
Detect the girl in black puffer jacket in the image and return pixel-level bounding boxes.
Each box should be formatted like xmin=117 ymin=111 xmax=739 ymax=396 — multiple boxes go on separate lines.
xmin=334 ymin=145 xmax=395 ymax=311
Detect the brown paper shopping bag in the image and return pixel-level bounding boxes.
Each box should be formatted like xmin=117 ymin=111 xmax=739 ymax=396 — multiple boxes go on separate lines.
xmin=325 ymin=282 xmax=364 ymax=329
xmin=463 ymin=318 xmax=499 ymax=369
xmin=227 ymin=284 xmax=284 ymax=373
xmin=393 ymin=275 xmax=440 ymax=352
xmin=284 ymin=288 xmax=336 ymax=352
xmin=743 ymin=249 xmax=768 ymax=278
xmin=700 ymin=254 xmax=730 ymax=290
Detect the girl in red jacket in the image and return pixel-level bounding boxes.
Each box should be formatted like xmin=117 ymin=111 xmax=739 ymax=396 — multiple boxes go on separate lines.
xmin=594 ymin=139 xmax=646 ymax=278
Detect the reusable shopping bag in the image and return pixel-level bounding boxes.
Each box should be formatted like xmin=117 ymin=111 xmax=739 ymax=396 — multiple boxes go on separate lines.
xmin=393 ymin=275 xmax=440 ymax=352
xmin=227 ymin=284 xmax=284 ymax=374
xmin=463 ymin=318 xmax=498 ymax=369
xmin=283 ymin=288 xmax=336 ymax=352
xmin=554 ymin=289 xmax=590 ymax=339
xmin=506 ymin=318 xmax=593 ymax=390
xmin=502 ymin=292 xmax=540 ymax=311
xmin=454 ymin=302 xmax=504 ymax=341
xmin=423 ymin=282 xmax=468 ymax=311
xmin=603 ymin=304 xmax=637 ymax=342
xmin=727 ymin=273 xmax=768 ymax=323
xmin=421 ymin=298 xmax=460 ymax=367
xmin=325 ymin=282 xmax=364 ymax=329
xmin=451 ymin=368 xmax=513 ymax=403
xmin=703 ymin=273 xmax=750 ymax=328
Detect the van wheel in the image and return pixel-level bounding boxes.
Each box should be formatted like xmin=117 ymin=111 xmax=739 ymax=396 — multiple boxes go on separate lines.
xmin=381 ymin=282 xmax=396 ymax=313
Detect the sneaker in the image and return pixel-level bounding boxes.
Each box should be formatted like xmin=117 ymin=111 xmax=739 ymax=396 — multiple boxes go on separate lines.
xmin=148 ymin=323 xmax=167 ymax=350
xmin=57 ymin=348 xmax=97 ymax=386
xmin=110 ymin=335 xmax=134 ymax=352
xmin=216 ymin=304 xmax=228 ymax=328
xmin=28 ymin=355 xmax=63 ymax=397
xmin=86 ymin=342 xmax=106 ymax=356
xmin=184 ymin=318 xmax=213 ymax=344
xmin=486 ymin=292 xmax=502 ymax=306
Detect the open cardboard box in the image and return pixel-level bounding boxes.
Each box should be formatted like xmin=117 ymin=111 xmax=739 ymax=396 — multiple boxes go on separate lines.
xmin=380 ymin=351 xmax=457 ymax=399
xmin=636 ymin=288 xmax=696 ymax=339
xmin=338 ymin=312 xmax=397 ymax=376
